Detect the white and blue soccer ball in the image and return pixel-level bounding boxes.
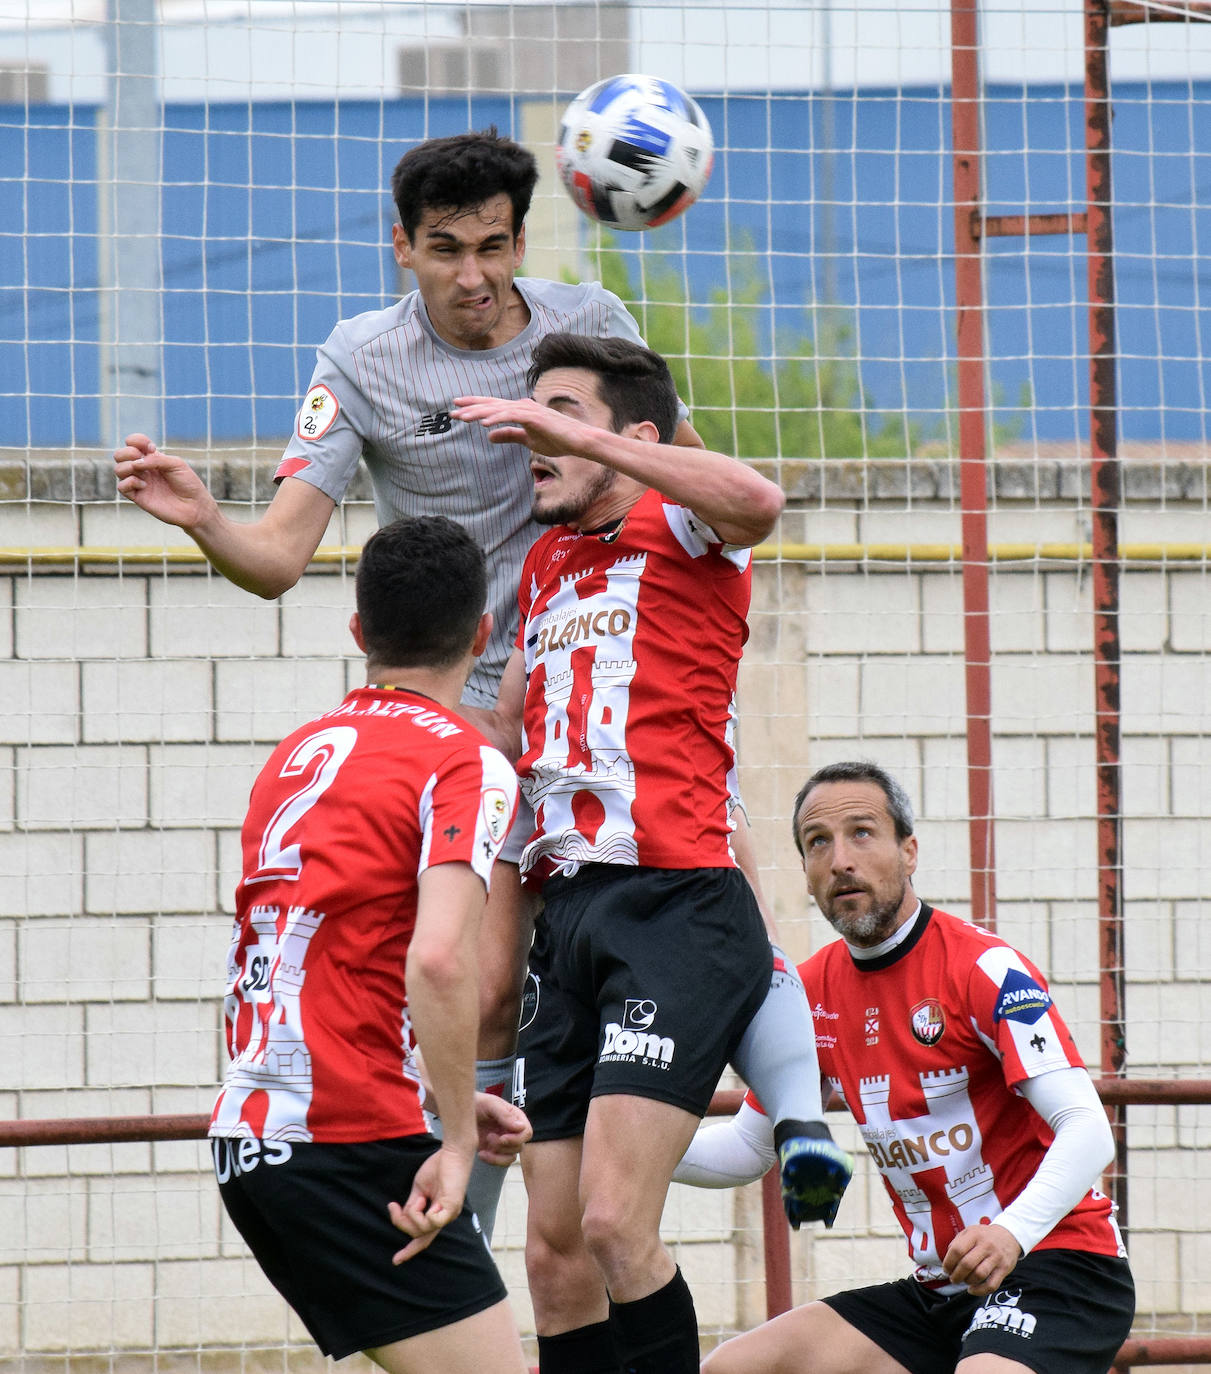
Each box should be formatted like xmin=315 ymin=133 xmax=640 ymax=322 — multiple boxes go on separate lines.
xmin=556 ymin=74 xmax=714 ymax=232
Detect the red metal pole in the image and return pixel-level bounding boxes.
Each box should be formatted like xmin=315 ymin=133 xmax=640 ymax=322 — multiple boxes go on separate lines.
xmin=761 ymin=1171 xmax=793 ymax=1318
xmin=950 ymin=0 xmax=998 ymax=929
xmin=1084 ymin=0 xmax=1129 ymax=1231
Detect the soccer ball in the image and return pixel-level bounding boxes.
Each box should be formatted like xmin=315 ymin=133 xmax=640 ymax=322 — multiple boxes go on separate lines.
xmin=556 ymin=74 xmax=714 ymax=232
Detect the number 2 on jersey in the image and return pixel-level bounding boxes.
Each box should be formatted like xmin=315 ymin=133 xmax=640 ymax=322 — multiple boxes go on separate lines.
xmin=245 ymin=725 xmax=358 ymax=885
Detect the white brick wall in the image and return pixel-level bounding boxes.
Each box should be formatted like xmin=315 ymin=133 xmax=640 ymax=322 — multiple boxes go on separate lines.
xmin=2 ymin=471 xmax=1209 ymax=1362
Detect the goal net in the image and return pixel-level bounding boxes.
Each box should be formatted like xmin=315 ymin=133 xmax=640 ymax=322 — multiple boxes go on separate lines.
xmin=2 ymin=0 xmax=1209 ymax=1367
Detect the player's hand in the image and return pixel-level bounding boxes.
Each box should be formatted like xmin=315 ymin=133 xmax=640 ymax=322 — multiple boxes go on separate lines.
xmin=113 ymin=434 xmax=218 ymax=530
xmin=475 ymin=1091 xmax=532 ymax=1165
xmin=942 ymin=1223 xmax=1022 ymax=1295
xmin=451 ymin=395 xmax=591 ymax=460
xmin=387 ymin=1142 xmax=474 ymax=1264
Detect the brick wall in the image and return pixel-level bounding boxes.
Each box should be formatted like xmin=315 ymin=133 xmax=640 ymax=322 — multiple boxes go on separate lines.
xmin=1 ymin=453 xmax=1208 ymax=1361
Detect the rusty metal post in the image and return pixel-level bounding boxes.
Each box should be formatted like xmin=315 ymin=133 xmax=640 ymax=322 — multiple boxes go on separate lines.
xmin=1084 ymin=0 xmax=1129 ymax=1231
xmin=949 ymin=0 xmax=998 ymax=929
xmin=761 ymin=1171 xmax=793 ymax=1317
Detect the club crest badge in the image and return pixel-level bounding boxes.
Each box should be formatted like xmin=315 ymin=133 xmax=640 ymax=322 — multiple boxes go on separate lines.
xmin=910 ymin=998 xmax=946 ymax=1047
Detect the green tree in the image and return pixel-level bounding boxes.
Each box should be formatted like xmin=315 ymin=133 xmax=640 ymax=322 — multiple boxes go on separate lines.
xmin=579 ymin=238 xmax=923 ymax=460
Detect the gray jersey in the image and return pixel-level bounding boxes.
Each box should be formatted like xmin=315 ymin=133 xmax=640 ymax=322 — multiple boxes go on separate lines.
xmin=277 ymin=277 xmax=655 ymax=708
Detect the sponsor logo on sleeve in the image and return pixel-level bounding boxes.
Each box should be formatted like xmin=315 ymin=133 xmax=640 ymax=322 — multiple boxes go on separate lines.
xmin=993 ymin=968 xmax=1053 ymax=1025
xmin=296 ymin=384 xmax=339 ymax=441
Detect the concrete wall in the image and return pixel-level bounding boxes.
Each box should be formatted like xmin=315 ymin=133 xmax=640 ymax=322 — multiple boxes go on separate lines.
xmin=1 ymin=451 xmax=1209 ymax=1363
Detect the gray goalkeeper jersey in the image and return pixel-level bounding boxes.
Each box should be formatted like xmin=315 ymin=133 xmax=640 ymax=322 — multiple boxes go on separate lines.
xmin=276 ymin=276 xmax=654 ymax=708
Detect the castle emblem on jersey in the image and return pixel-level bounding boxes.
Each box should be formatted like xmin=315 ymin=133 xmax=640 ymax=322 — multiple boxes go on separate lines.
xmin=992 ymin=968 xmax=1052 ymax=1025
xmin=909 ymin=998 xmax=946 ymax=1046
xmin=415 ymin=410 xmax=452 ymax=436
xmin=482 ymin=787 xmax=512 ymax=845
xmin=296 ymin=384 xmax=338 ymax=441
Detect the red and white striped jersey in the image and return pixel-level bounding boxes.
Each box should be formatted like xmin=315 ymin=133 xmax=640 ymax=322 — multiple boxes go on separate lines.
xmin=748 ymin=905 xmax=1122 ymax=1287
xmin=515 ymin=488 xmax=750 ymax=882
xmin=210 ymin=687 xmax=517 ymax=1144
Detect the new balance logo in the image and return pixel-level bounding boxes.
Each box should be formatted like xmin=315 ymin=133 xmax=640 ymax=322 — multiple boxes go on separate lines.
xmin=416 ymin=411 xmax=452 ymax=436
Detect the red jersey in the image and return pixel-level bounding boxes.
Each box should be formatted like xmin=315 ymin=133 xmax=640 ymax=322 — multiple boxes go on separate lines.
xmin=752 ymin=905 xmax=1121 ymax=1289
xmin=514 ymin=488 xmax=750 ymax=882
xmin=210 ymin=687 xmax=517 ymax=1144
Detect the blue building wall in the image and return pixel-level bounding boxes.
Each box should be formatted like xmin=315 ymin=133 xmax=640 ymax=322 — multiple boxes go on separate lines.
xmin=2 ymin=87 xmax=1207 ymax=449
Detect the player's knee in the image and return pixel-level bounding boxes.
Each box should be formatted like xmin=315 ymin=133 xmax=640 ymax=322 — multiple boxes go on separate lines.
xmin=477 ymin=984 xmax=523 ymax=1048
xmin=525 ymin=1227 xmax=597 ymax=1324
xmin=578 ymin=1196 xmax=658 ymax=1279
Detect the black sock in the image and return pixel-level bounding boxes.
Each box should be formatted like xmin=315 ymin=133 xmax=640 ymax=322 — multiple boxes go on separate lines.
xmin=609 ymin=1267 xmax=699 ymax=1374
xmin=537 ymin=1318 xmax=621 ymax=1374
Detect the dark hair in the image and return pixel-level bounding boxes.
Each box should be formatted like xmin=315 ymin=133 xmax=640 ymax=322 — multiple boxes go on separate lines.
xmin=390 ymin=128 xmax=539 ymax=242
xmin=355 ymin=516 xmax=487 ymax=670
xmin=791 ymin=760 xmax=916 ymax=855
xmin=526 ymin=333 xmax=680 ymax=444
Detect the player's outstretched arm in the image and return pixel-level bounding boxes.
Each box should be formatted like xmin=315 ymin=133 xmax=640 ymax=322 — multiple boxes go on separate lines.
xmin=452 ymin=396 xmax=784 ymax=548
xmin=390 ymin=860 xmax=485 ymax=1264
xmin=113 ymin=434 xmax=335 ymax=597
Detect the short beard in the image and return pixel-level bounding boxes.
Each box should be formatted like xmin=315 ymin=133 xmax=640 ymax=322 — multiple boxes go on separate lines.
xmin=823 ymin=881 xmax=907 ymax=946
xmin=533 ymin=467 xmax=615 ymax=527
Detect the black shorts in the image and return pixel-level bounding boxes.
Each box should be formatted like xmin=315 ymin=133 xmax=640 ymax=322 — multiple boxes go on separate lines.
xmin=823 ymin=1249 xmax=1135 ymax=1374
xmin=212 ymin=1134 xmax=508 ymax=1361
xmin=513 ymin=864 xmax=772 ymax=1141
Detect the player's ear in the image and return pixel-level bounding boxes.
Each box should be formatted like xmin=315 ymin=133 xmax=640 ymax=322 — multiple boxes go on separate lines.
xmin=349 ymin=612 xmax=367 ymax=653
xmin=626 ymin=418 xmax=662 ymax=444
xmin=471 ymin=611 xmax=493 ymax=658
xmin=903 ymin=832 xmax=918 ymax=877
xmin=513 ymin=221 xmax=526 ymax=268
xmin=392 ymin=222 xmax=412 ymax=269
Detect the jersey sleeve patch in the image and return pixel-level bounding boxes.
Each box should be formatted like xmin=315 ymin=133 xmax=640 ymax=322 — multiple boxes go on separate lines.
xmin=481 ymin=786 xmax=513 ymax=847
xmin=296 ymin=383 xmax=340 ymax=441
xmin=992 ymin=967 xmax=1054 ymax=1025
